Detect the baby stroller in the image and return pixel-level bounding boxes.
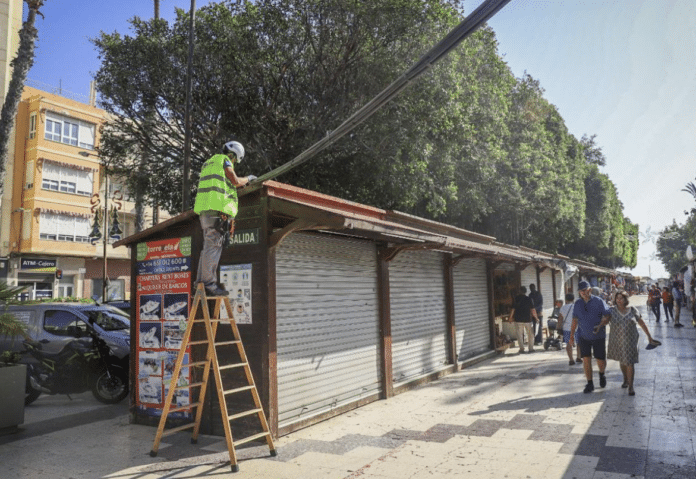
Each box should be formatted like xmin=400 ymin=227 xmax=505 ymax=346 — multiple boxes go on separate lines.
xmin=543 ymin=303 xmax=563 ymax=351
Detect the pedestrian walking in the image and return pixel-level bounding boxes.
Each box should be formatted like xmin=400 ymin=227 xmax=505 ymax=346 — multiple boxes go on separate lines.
xmin=593 ymin=290 xmax=659 ymax=396
xmin=648 ymin=284 xmax=662 ymax=322
xmin=529 ymin=283 xmax=543 ymax=344
xmin=508 ymin=286 xmax=538 ymax=353
xmin=672 ymin=279 xmax=684 ymax=327
xmin=569 ymin=281 xmax=611 ymax=393
xmin=557 ymin=292 xmax=581 ymax=365
xmin=662 ymin=287 xmax=675 ymax=323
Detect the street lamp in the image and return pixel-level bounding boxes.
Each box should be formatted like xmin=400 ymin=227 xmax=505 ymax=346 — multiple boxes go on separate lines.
xmin=80 ymin=151 xmax=118 ymax=302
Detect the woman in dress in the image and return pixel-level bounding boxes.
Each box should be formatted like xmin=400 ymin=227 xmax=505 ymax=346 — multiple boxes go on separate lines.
xmin=594 ymin=290 xmax=659 ymax=396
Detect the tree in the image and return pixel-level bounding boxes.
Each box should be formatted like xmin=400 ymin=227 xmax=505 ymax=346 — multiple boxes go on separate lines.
xmin=93 ymin=0 xmax=637 ymax=268
xmin=561 ymin=164 xmax=638 ymax=268
xmin=579 ymin=133 xmax=606 ymax=166
xmin=93 ymin=0 xmax=480 ymax=215
xmin=656 ymin=218 xmax=696 ymax=275
xmin=0 ymin=0 xmax=46 ymax=192
xmin=683 ymin=177 xmax=696 ymax=217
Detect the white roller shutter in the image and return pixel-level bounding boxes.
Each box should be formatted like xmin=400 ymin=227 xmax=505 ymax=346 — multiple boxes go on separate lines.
xmin=539 ymin=269 xmax=555 ymax=320
xmin=390 ymin=250 xmax=448 ymax=385
xmin=453 ymin=258 xmax=491 ymax=360
xmin=555 ymin=271 xmax=564 ymax=301
xmin=276 ymin=233 xmax=380 ymax=428
xmin=520 ymin=265 xmax=537 ymax=294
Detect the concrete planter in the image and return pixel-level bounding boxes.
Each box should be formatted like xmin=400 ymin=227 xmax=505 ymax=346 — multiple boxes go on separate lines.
xmin=0 ymin=364 xmax=26 ymax=434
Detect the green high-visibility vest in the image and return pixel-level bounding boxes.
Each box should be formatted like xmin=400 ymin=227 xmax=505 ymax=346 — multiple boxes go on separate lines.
xmin=193 ymin=154 xmax=238 ymax=217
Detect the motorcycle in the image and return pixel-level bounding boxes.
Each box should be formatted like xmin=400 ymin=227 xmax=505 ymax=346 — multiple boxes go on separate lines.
xmin=22 ymin=323 xmax=128 ymax=406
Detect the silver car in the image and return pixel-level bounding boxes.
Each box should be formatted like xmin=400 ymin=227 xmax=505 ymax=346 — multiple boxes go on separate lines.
xmin=1 ymin=303 xmax=130 ymax=360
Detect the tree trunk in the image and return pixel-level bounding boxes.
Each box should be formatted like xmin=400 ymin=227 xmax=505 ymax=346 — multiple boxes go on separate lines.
xmin=0 ymin=1 xmax=46 ymax=192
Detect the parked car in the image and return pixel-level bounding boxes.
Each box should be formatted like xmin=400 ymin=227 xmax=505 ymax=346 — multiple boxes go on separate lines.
xmin=105 ymin=300 xmax=131 ymax=316
xmin=0 ymin=303 xmax=130 ymax=365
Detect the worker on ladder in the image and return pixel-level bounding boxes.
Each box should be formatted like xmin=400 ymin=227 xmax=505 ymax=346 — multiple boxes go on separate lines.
xmin=194 ymin=141 xmax=256 ymax=296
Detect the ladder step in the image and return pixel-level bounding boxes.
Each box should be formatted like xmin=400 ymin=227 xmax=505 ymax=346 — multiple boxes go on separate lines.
xmin=234 ymin=431 xmax=272 ymax=447
xmin=223 ymin=385 xmax=254 ymax=395
xmin=227 ymin=408 xmax=263 ymax=421
xmin=215 ymin=340 xmax=241 ymax=346
xmin=219 ymin=363 xmax=247 ymax=371
xmin=166 ymin=402 xmax=202 ymax=413
xmin=187 ymin=360 xmax=209 ymax=368
xmin=161 ymin=422 xmax=196 ymax=436
xmin=176 ymin=381 xmax=204 ymax=390
xmin=188 ymin=340 xmax=210 ymax=346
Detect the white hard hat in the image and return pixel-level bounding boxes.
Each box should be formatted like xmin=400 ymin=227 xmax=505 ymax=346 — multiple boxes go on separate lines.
xmin=222 ymin=141 xmax=244 ymax=161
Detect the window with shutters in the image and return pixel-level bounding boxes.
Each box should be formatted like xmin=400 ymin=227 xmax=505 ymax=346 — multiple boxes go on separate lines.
xmin=44 ymin=112 xmax=96 ymax=149
xmin=29 ymin=112 xmax=37 ymax=139
xmin=41 ymin=162 xmax=93 ymax=196
xmin=39 ymin=212 xmax=91 ymax=243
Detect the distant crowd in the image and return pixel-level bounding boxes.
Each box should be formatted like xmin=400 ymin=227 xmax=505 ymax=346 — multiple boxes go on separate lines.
xmin=509 ymin=273 xmax=695 ymax=396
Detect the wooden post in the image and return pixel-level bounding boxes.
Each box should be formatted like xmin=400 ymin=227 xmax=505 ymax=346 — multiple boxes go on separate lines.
xmin=486 ymin=261 xmax=497 ymax=350
xmin=444 ymin=254 xmax=457 ymax=367
xmin=377 ymin=244 xmax=393 ymax=399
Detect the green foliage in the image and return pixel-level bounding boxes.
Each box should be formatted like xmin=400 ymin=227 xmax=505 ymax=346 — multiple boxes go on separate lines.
xmin=94 ymin=0 xmax=636 ymax=268
xmin=560 ymin=165 xmax=638 ymax=268
xmin=656 ymin=217 xmax=696 ymax=275
xmin=0 ymin=282 xmax=30 ymax=364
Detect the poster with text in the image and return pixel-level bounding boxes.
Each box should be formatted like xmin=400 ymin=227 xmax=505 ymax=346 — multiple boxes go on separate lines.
xmin=220 ymin=263 xmax=252 ymax=324
xmin=135 ymin=237 xmax=192 ymax=418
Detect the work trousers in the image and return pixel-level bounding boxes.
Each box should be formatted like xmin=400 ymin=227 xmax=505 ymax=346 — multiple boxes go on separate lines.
xmin=195 ymin=211 xmax=224 ymax=291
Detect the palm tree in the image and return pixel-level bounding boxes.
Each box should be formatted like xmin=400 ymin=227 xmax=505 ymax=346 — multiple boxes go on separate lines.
xmin=0 ymin=1 xmax=47 ymax=191
xmin=682 ymin=178 xmax=696 ymax=216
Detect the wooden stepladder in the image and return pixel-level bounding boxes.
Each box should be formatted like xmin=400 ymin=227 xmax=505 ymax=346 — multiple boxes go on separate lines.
xmin=150 ymin=283 xmax=276 ymax=472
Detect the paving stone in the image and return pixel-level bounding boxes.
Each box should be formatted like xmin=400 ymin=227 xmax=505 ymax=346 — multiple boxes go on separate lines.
xmin=594 ymin=445 xmax=646 ymax=475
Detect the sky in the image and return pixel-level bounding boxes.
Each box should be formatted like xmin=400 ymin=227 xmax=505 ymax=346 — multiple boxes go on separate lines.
xmin=22 ymin=0 xmax=696 ymax=279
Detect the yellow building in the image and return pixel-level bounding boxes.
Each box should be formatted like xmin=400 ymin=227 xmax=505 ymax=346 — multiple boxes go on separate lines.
xmin=2 ymin=86 xmax=163 ymax=301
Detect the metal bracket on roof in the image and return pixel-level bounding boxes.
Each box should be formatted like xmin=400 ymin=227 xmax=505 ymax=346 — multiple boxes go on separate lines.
xmin=488 ymin=260 xmax=505 ymax=270
xmin=378 ymin=241 xmax=446 ymax=263
xmin=269 ymin=218 xmax=320 ymax=249
xmin=452 ymin=254 xmax=471 ymax=267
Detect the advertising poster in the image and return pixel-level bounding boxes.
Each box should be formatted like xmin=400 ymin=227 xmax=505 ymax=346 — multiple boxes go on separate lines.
xmin=135 ymin=237 xmax=192 ymax=419
xmin=220 ymin=263 xmax=252 ymax=324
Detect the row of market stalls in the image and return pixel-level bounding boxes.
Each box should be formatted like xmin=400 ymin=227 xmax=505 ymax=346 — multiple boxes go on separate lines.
xmin=116 ymin=181 xmax=637 ymax=438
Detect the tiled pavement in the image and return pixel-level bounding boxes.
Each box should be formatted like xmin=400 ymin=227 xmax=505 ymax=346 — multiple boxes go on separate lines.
xmin=2 ymin=298 xmax=696 ymax=478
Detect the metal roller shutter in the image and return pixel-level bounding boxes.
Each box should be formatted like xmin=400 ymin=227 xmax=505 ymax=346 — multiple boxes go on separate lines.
xmin=520 ymin=265 xmax=537 ymax=294
xmin=555 ymin=271 xmax=564 ymax=301
xmin=453 ymin=258 xmax=491 ymax=360
xmin=390 ymin=250 xmax=448 ymax=385
xmin=539 ymin=269 xmax=555 ymax=320
xmin=276 ymin=233 xmax=381 ymax=428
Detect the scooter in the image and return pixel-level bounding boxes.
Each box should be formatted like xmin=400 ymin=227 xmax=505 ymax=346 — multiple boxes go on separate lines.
xmin=22 ymin=324 xmax=128 ymax=406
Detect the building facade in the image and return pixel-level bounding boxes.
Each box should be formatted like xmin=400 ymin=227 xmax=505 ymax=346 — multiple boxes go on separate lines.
xmin=1 ymin=86 xmax=161 ymax=301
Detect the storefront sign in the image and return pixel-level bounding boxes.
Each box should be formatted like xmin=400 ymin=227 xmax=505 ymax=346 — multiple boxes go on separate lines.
xmin=20 ymin=258 xmax=57 ymax=272
xmin=220 ymin=264 xmax=252 ymax=324
xmin=135 ymin=237 xmax=192 ymax=419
